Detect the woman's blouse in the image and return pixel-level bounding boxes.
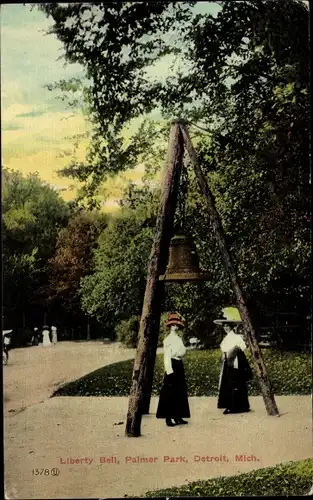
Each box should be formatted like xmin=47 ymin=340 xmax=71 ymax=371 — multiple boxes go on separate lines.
xmin=220 ymin=331 xmax=246 ymax=369
xmin=163 ymin=331 xmax=186 ymax=375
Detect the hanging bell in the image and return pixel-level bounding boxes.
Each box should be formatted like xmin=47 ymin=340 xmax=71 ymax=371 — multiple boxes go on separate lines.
xmin=159 ymin=233 xmax=208 ymax=283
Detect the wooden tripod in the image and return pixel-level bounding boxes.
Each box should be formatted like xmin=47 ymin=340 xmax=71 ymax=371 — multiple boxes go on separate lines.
xmin=125 ymin=120 xmax=279 ymax=437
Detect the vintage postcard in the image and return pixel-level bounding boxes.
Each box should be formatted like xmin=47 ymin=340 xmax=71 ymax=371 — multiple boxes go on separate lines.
xmin=2 ymin=1 xmax=312 ymax=499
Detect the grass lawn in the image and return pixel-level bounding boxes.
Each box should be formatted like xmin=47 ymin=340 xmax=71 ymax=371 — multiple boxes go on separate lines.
xmin=53 ymin=349 xmax=311 ymax=397
xmin=141 ymin=458 xmax=313 ymax=497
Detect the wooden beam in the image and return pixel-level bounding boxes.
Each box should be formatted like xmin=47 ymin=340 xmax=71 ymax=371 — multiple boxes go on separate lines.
xmin=125 ymin=121 xmax=185 ymax=436
xmin=180 ymin=123 xmax=280 ymax=417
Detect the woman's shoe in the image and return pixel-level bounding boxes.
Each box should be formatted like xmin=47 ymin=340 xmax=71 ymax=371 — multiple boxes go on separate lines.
xmin=223 ymin=409 xmax=231 ymax=414
xmin=174 ymin=419 xmax=188 ymax=425
xmin=166 ymin=418 xmax=176 ymax=427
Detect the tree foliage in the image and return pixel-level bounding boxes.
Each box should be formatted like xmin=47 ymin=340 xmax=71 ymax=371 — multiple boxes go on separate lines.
xmin=47 ymin=210 xmax=108 ymax=317
xmin=79 ymin=202 xmax=155 ymax=328
xmin=29 ymin=1 xmax=310 ymax=344
xmin=38 ymin=0 xmax=309 ymax=191
xmin=2 ymin=169 xmax=70 ymax=326
xmin=37 ymin=1 xmax=195 ymax=200
xmin=2 ymin=169 xmax=69 ymax=257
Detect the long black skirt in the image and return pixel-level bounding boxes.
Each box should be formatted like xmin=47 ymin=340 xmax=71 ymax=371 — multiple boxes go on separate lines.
xmin=217 ymin=358 xmax=250 ymax=413
xmin=156 ymin=359 xmax=190 ymax=419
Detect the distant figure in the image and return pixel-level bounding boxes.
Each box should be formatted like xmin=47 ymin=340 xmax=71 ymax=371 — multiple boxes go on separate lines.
xmin=42 ymin=326 xmax=51 ymax=346
xmin=31 ymin=327 xmax=38 ymax=345
xmin=51 ymin=326 xmax=58 ymax=344
xmin=3 ymin=331 xmax=12 ymax=364
xmin=189 ymin=337 xmax=200 ymax=349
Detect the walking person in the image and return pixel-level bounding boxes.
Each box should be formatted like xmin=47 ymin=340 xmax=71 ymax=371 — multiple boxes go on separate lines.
xmin=51 ymin=326 xmax=58 ymax=345
xmin=3 ymin=331 xmax=12 ymax=365
xmin=31 ymin=327 xmax=37 ymax=345
xmin=156 ymin=312 xmax=190 ymax=427
xmin=42 ymin=325 xmax=51 ymax=346
xmin=214 ymin=307 xmax=253 ymax=414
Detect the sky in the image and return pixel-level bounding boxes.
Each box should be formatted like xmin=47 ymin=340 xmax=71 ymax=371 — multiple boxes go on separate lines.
xmin=1 ymin=3 xmax=221 ymax=212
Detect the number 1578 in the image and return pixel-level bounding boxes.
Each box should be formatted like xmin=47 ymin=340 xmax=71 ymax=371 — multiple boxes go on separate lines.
xmin=32 ymin=469 xmax=51 ymax=475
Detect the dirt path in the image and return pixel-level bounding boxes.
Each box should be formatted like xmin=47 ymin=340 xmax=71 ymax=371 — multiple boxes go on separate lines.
xmin=3 ymin=342 xmax=312 ymax=499
xmin=4 ymin=396 xmax=312 ymax=499
xmin=3 ymin=341 xmax=136 ymax=414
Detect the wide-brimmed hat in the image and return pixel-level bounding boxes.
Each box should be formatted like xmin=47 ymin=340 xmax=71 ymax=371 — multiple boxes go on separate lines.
xmin=213 ymin=319 xmax=241 ymax=325
xmin=165 ymin=312 xmax=185 ymax=328
xmin=2 ymin=330 xmax=13 ymax=336
xmin=213 ymin=306 xmax=242 ymax=326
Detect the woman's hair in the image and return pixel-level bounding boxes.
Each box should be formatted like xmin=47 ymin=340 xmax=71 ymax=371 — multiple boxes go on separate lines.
xmin=223 ymin=323 xmax=233 ymax=330
xmin=170 ymin=323 xmax=183 ymax=330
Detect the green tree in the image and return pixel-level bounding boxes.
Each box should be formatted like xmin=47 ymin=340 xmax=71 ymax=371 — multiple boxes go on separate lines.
xmin=39 ymin=0 xmax=310 ymax=344
xmin=79 ymin=202 xmax=155 ymax=331
xmin=2 ymin=168 xmax=70 ymax=328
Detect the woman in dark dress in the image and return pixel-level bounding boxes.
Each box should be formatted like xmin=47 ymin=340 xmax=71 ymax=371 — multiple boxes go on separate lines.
xmin=215 ymin=312 xmax=253 ymax=414
xmin=156 ymin=312 xmax=190 ymax=427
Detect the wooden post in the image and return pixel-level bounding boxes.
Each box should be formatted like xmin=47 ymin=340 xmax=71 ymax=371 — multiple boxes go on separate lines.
xmin=125 ymin=121 xmax=184 ymax=436
xmin=180 ymin=123 xmax=280 ymax=417
xmin=139 ymin=284 xmax=165 ymax=416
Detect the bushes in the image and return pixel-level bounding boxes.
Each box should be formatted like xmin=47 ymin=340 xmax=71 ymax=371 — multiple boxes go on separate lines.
xmin=115 ymin=316 xmax=140 ymax=348
xmin=115 ymin=312 xmax=174 ymax=348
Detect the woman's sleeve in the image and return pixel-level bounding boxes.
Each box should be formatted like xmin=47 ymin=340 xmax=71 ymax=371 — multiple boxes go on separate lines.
xmin=164 ymin=344 xmax=173 ymax=375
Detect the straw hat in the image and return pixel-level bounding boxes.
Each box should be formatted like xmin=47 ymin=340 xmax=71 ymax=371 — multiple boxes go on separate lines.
xmin=213 ymin=306 xmax=242 ymax=326
xmin=165 ymin=312 xmax=185 ymax=328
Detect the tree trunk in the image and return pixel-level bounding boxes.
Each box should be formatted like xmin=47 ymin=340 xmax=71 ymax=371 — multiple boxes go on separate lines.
xmin=180 ymin=123 xmax=280 ymax=417
xmin=138 ymin=284 xmax=165 ymax=416
xmin=125 ymin=121 xmax=185 ymax=436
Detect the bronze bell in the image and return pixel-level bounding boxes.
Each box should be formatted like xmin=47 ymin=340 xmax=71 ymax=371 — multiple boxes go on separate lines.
xmin=159 ymin=233 xmax=208 ymax=283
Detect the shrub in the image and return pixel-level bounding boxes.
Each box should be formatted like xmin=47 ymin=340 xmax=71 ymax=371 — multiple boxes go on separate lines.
xmin=115 ymin=316 xmax=140 ymax=348
xmin=115 ymin=312 xmax=172 ymax=348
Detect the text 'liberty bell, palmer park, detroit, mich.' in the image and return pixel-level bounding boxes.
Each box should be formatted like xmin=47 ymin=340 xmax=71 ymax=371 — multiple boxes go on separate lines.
xmin=59 ymin=454 xmax=261 ymax=465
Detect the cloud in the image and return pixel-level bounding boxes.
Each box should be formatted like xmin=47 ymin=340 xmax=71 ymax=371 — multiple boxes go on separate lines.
xmin=1 ymin=2 xmax=221 ymax=214
xmin=15 ymin=110 xmax=46 ymax=118
xmin=1 ymin=5 xmax=165 ymax=213
xmin=2 ymin=104 xmax=34 ymax=122
xmin=2 ymin=148 xmax=81 ymax=202
xmin=2 ymin=123 xmax=24 ymax=131
xmin=1 ymin=4 xmax=83 ymax=112
xmin=2 ymin=109 xmax=88 ymax=156
xmin=1 ymin=5 xmax=89 ymax=202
